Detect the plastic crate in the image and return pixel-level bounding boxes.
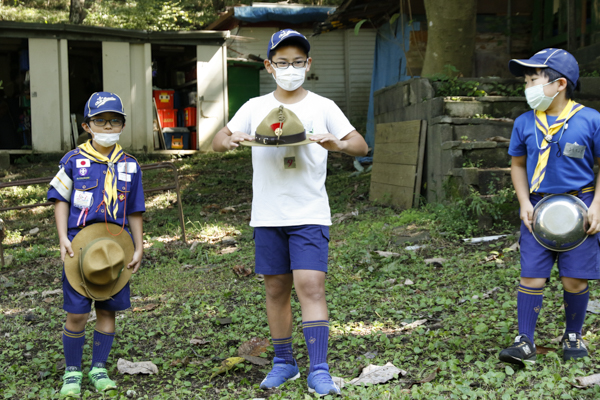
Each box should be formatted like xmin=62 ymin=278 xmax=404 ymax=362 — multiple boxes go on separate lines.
xmin=153 ymin=89 xmax=174 ymax=109
xmin=157 ymin=109 xmax=177 ymax=128
xmin=163 ymin=127 xmax=190 ymax=150
xmin=184 ymin=107 xmax=196 ymax=127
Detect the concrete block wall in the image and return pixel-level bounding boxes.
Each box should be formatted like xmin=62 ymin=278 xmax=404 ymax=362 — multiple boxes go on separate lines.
xmin=373 ymin=78 xmax=528 ymax=203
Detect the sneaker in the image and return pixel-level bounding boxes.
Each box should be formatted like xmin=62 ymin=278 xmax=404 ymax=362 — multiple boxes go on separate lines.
xmin=60 ymin=367 xmax=82 ymax=397
xmin=498 ymin=335 xmax=537 ymax=366
xmin=259 ymin=357 xmax=300 ymax=389
xmin=562 ymin=332 xmax=588 ymax=361
xmin=88 ymin=364 xmax=117 ymax=392
xmin=307 ymin=363 xmax=341 ymax=397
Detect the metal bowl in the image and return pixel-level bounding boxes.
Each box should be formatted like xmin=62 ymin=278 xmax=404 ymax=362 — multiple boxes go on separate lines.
xmin=532 ymin=194 xmax=589 ymax=252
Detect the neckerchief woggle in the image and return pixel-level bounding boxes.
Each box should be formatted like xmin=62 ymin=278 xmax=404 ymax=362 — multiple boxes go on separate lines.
xmin=78 ymin=140 xmax=123 ymax=218
xmin=530 ymin=99 xmax=585 ymax=193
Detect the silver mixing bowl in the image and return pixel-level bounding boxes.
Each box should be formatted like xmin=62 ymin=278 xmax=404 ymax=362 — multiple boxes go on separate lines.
xmin=532 ymin=194 xmax=589 ymax=252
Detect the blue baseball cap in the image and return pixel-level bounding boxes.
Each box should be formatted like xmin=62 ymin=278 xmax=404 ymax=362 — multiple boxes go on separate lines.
xmin=508 ymin=48 xmax=579 ymax=85
xmin=267 ymin=29 xmax=310 ymax=59
xmin=84 ymin=92 xmax=126 ymax=119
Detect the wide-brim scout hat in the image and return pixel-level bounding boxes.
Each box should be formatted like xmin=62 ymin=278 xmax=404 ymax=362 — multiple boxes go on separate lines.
xmin=64 ymin=223 xmax=134 ymax=301
xmin=241 ymin=105 xmax=314 ymax=147
xmin=508 ymin=48 xmax=579 ymax=86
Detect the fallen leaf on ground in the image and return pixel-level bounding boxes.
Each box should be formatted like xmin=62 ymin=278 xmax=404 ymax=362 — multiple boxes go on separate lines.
xmin=255 ymin=274 xmax=264 ymax=282
xmin=374 ymin=251 xmax=400 ymax=257
xmin=209 ymin=357 xmax=244 ymax=380
xmin=424 ymin=258 xmax=445 ymax=267
xmin=536 ymin=346 xmax=556 ymax=354
xmin=241 ymin=355 xmax=270 ymax=366
xmin=181 ymin=264 xmax=194 ymax=270
xmin=117 ymin=359 xmax=158 ymax=375
xmin=220 ymin=207 xmax=236 ymax=214
xmin=203 ymin=204 xmax=220 ymax=210
xmin=417 ymin=367 xmax=440 ymax=384
xmin=401 ymin=319 xmax=427 ymax=331
xmin=572 ymin=373 xmax=600 ymax=388
xmin=190 ymin=338 xmax=210 ymax=346
xmin=587 ymin=300 xmax=600 ymax=314
xmin=347 ymin=362 xmax=407 ymax=386
xmin=404 ymin=279 xmax=414 ymax=285
xmin=220 ymin=247 xmax=238 ymax=255
xmin=28 ymin=227 xmax=39 ymax=235
xmin=41 ymin=289 xmax=63 ymax=297
xmin=133 ymin=304 xmax=158 ymax=312
xmin=43 ymin=297 xmax=54 ymax=304
xmin=238 ymin=337 xmax=270 ymax=357
xmin=232 ymin=265 xmax=252 ymax=277
xmin=170 ymin=357 xmax=191 ymax=367
xmin=217 ymin=317 xmax=232 ymax=325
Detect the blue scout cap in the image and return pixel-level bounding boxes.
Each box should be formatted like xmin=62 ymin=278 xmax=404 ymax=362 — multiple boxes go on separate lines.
xmin=84 ymin=92 xmax=126 ymax=119
xmin=508 ymin=48 xmax=579 ymax=85
xmin=267 ymin=29 xmax=310 ymax=59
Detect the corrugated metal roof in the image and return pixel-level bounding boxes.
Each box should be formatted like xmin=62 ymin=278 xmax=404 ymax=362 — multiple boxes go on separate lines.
xmin=0 ymin=21 xmax=229 ymax=45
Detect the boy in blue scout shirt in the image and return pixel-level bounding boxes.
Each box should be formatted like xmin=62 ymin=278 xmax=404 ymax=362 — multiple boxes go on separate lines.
xmin=499 ymin=49 xmax=600 ymax=366
xmin=47 ymin=92 xmax=145 ymax=396
xmin=213 ymin=29 xmax=368 ymax=396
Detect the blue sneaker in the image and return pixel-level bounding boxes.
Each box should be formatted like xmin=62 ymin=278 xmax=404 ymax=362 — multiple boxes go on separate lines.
xmin=259 ymin=357 xmax=300 ymax=389
xmin=307 ymin=363 xmax=341 ymax=396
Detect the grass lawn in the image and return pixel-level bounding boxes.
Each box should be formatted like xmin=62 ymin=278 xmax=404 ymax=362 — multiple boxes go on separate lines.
xmin=1 ymin=148 xmax=600 ymax=399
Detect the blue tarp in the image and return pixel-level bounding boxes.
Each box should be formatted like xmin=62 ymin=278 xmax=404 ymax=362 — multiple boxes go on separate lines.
xmin=358 ymin=16 xmax=419 ymax=164
xmin=234 ymin=6 xmax=336 ymax=24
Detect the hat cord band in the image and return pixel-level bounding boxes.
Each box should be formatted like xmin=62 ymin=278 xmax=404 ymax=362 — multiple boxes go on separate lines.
xmin=255 ymin=131 xmax=306 ymax=145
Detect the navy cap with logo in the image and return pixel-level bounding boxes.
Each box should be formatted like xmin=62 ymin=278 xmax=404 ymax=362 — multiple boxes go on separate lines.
xmin=508 ymin=48 xmax=579 ymax=86
xmin=84 ymin=92 xmax=126 ymax=119
xmin=267 ymin=29 xmax=311 ymax=59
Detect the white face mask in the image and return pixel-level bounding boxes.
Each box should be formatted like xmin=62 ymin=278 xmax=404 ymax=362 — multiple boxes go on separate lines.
xmin=271 ymin=64 xmax=306 ymax=91
xmin=91 ymin=130 xmax=122 ymax=147
xmin=525 ymin=79 xmax=560 ymax=111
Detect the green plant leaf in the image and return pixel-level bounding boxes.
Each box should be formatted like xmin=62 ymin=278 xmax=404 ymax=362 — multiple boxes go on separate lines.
xmin=354 ymin=19 xmax=368 ymax=36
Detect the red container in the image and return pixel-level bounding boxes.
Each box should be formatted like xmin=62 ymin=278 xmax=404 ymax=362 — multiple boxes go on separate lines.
xmin=184 ymin=107 xmax=196 ymax=127
xmin=157 ymin=109 xmax=177 ymax=128
xmin=153 ymin=90 xmax=174 ymax=109
xmin=190 ymin=130 xmax=197 ymax=150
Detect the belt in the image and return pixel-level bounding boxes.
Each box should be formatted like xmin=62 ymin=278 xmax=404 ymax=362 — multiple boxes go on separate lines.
xmin=531 ymin=186 xmax=595 ymax=197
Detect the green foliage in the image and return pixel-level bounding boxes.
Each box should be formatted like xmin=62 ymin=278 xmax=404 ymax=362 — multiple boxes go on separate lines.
xmin=581 ymin=69 xmax=600 ymax=78
xmin=0 ymin=0 xmax=345 ymax=30
xmin=489 ymin=82 xmax=525 ymax=97
xmin=429 ymin=65 xmax=487 ymax=97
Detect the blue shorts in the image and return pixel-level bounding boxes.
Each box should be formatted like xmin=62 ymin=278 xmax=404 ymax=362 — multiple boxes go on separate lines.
xmin=62 ymin=267 xmax=131 ymax=314
xmin=254 ymin=225 xmax=330 ymax=275
xmin=520 ymin=191 xmax=600 ymax=280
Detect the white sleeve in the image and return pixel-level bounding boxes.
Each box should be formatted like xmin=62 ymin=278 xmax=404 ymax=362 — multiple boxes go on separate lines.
xmin=50 ymin=167 xmax=73 ymax=201
xmin=325 ymin=99 xmax=356 ymax=140
xmin=227 ymin=100 xmax=253 ymax=135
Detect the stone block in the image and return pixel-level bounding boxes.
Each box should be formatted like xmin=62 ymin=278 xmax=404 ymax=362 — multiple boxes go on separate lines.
xmin=453 ymin=124 xmax=513 ymax=141
xmin=444 ymin=101 xmax=485 ymax=118
xmin=492 ymin=101 xmax=528 ymax=118
xmin=429 ymin=123 xmax=453 ymax=144
xmin=0 ymin=152 xmax=9 ymax=170
xmin=461 ymin=147 xmax=511 ymax=169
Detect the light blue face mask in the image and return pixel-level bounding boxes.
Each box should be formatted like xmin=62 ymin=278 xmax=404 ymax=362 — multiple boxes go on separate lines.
xmin=524 ymin=79 xmax=559 ymax=111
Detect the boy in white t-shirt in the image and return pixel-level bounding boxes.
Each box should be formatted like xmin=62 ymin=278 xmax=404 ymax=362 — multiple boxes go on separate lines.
xmin=212 ymin=29 xmax=368 ymax=396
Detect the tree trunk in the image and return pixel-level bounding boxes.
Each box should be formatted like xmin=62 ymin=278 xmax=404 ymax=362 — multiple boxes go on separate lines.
xmin=421 ymin=0 xmax=477 ymax=77
xmin=69 ymin=0 xmax=87 ymax=24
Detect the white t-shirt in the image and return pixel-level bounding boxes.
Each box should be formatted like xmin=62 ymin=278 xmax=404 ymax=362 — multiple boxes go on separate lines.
xmin=227 ymin=91 xmax=355 ymax=227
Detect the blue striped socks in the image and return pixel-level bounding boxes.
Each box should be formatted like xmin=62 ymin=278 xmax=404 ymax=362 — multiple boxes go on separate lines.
xmin=517 ymin=285 xmax=544 ymax=342
xmin=63 ymin=326 xmax=85 ymax=369
xmin=564 ymin=285 xmax=589 ymax=335
xmin=92 ymin=329 xmax=116 ymax=367
xmin=272 ymin=336 xmax=294 ymax=364
xmin=302 ymin=320 xmax=329 ymax=373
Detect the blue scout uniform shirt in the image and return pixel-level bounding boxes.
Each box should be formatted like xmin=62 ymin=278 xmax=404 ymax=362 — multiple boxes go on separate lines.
xmin=47 ymin=147 xmax=145 ymax=241
xmin=508 ymin=107 xmax=600 ymax=193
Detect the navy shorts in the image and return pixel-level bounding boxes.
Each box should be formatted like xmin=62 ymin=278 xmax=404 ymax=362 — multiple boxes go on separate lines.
xmin=254 ymin=225 xmax=330 ymax=275
xmin=520 ymin=191 xmax=600 ymax=280
xmin=62 ymin=267 xmax=131 ymax=314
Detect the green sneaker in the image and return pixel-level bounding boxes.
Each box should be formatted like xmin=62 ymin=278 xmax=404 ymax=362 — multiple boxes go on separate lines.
xmin=88 ymin=365 xmax=117 ymax=392
xmin=60 ymin=367 xmax=82 ymax=397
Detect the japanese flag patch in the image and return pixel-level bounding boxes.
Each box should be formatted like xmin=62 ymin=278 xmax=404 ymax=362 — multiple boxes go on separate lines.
xmin=76 ymin=159 xmax=91 ymax=168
